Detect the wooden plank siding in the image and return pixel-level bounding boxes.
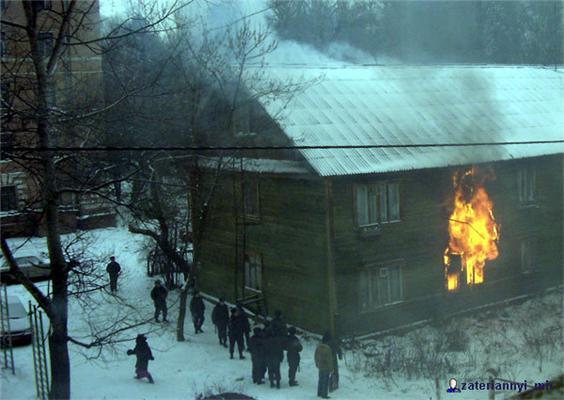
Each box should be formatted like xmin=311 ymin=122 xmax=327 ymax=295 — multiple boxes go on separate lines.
xmin=198 ymin=172 xmax=332 ymax=333
xmin=330 ymin=154 xmax=563 ymax=336
xmin=198 ymin=154 xmax=562 ymax=336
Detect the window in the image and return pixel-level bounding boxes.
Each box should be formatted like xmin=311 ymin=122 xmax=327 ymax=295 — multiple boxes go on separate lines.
xmin=1 ymin=185 xmax=17 ymax=211
xmin=244 ymin=253 xmax=262 ymax=291
xmin=1 ymin=31 xmax=6 ymax=56
xmin=1 ymin=133 xmax=13 ymax=159
xmin=243 ymin=180 xmax=259 ymax=218
xmin=517 ymin=165 xmax=536 ymax=204
xmin=359 ymin=262 xmax=403 ymax=312
xmin=520 ymin=238 xmax=537 ymax=273
xmin=33 ymin=0 xmax=52 ymax=12
xmin=355 ymin=182 xmax=400 ymax=227
xmin=37 ymin=32 xmax=53 ymax=59
xmin=1 ymin=81 xmax=10 ymax=121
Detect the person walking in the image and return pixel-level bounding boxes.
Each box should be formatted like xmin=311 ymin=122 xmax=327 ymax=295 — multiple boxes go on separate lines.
xmin=315 ymin=334 xmax=333 ymax=399
xmin=236 ymin=303 xmax=251 ymax=350
xmin=150 ymin=280 xmax=168 ymax=323
xmin=190 ymin=291 xmax=205 ymax=334
xmin=106 ymin=256 xmax=121 ymax=293
xmin=264 ymin=328 xmax=284 ymax=389
xmin=212 ymin=298 xmax=229 ymax=347
xmin=270 ymin=310 xmax=287 ymax=337
xmin=285 ymin=326 xmax=303 ymax=386
xmin=127 ymin=334 xmax=155 ymax=383
xmin=228 ymin=307 xmax=245 ymax=360
xmin=248 ymin=327 xmax=266 ymax=384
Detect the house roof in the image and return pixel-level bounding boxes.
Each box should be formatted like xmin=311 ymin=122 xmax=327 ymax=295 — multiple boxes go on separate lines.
xmin=258 ymin=65 xmax=564 ymax=177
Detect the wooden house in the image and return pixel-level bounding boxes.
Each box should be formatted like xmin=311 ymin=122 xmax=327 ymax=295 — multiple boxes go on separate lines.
xmin=197 ymin=65 xmax=563 ymax=336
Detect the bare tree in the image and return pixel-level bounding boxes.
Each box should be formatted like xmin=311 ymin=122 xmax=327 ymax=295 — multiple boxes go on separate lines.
xmin=124 ymin=16 xmax=310 ymax=341
xmin=0 ymin=1 xmax=190 ymax=398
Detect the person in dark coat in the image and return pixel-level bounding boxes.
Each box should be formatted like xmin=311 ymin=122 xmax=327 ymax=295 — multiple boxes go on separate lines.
xmin=212 ymin=298 xmax=229 ymax=347
xmin=236 ymin=302 xmax=251 ymax=350
xmin=106 ymin=256 xmax=121 ymax=293
xmin=326 ymin=332 xmax=343 ymax=392
xmin=315 ymin=333 xmax=333 ymax=399
xmin=264 ymin=327 xmax=284 ymax=389
xmin=285 ymin=326 xmax=303 ymax=386
xmin=150 ymin=280 xmax=168 ymax=322
xmin=270 ymin=310 xmax=287 ymax=337
xmin=127 ymin=334 xmax=154 ymax=383
xmin=248 ymin=327 xmax=266 ymax=384
xmin=190 ymin=291 xmax=205 ymax=334
xmin=228 ymin=307 xmax=245 ymax=360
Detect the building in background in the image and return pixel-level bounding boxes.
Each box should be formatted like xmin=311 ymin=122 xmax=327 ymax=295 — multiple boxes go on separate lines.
xmin=1 ymin=0 xmax=116 ymax=237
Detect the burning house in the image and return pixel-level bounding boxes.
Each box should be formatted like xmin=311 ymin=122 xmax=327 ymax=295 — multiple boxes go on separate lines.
xmin=196 ymin=65 xmax=563 ymax=336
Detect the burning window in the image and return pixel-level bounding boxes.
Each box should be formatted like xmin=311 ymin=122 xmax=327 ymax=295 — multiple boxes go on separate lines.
xmin=355 ymin=182 xmax=400 ymax=227
xmin=444 ymin=167 xmax=500 ymax=291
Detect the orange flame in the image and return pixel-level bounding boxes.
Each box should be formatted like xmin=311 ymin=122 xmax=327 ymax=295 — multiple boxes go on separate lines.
xmin=444 ymin=167 xmax=500 ymax=291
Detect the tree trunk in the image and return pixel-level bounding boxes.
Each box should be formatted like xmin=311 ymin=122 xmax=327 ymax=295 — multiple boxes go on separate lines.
xmin=49 ymin=317 xmax=70 ymax=399
xmin=176 ymin=285 xmax=189 ymax=341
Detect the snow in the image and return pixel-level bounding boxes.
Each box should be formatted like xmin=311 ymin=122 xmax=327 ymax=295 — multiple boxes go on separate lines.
xmin=1 ymin=228 xmax=562 ymax=399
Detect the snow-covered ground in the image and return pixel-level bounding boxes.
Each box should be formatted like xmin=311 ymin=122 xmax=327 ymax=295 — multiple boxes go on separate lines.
xmin=1 ymin=228 xmax=562 ymax=399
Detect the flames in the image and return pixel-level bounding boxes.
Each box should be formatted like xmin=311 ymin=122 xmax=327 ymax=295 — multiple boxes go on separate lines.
xmin=444 ymin=167 xmax=500 ymax=291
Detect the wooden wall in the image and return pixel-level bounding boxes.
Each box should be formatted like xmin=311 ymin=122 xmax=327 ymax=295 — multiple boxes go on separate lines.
xmin=198 ymin=154 xmax=562 ymax=336
xmin=198 ymin=172 xmax=332 ymax=333
xmin=330 ymin=154 xmax=563 ymax=336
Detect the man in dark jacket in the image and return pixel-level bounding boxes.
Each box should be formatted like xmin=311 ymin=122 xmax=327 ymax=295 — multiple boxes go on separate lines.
xmin=106 ymin=256 xmax=121 ymax=293
xmin=285 ymin=326 xmax=303 ymax=386
xmin=228 ymin=307 xmax=245 ymax=359
xmin=236 ymin=303 xmax=251 ymax=350
xmin=270 ymin=310 xmax=287 ymax=337
xmin=264 ymin=327 xmax=284 ymax=389
xmin=190 ymin=291 xmax=205 ymax=334
xmin=212 ymin=298 xmax=229 ymax=347
xmin=150 ymin=280 xmax=168 ymax=323
xmin=248 ymin=327 xmax=266 ymax=384
xmin=127 ymin=334 xmax=154 ymax=383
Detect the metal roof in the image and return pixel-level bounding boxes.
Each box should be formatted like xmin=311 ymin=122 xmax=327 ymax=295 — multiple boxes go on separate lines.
xmin=257 ymin=65 xmax=564 ymax=177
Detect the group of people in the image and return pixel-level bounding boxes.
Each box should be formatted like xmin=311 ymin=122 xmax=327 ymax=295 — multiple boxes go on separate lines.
xmin=111 ymin=256 xmax=343 ymax=398
xmin=212 ymin=304 xmax=303 ymax=390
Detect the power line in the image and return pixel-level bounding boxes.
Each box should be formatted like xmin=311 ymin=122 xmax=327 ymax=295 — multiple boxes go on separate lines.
xmin=8 ymin=139 xmax=564 ymax=152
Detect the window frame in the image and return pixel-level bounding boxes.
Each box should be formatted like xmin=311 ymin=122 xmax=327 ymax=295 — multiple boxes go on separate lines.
xmin=37 ymin=32 xmax=54 ymax=60
xmin=358 ymin=260 xmax=404 ymax=313
xmin=242 ymin=179 xmax=260 ymax=220
xmin=354 ymin=181 xmax=401 ymax=228
xmin=520 ymin=238 xmax=537 ymax=274
xmin=517 ymin=164 xmax=536 ymax=206
xmin=1 ymin=31 xmax=6 ymax=57
xmin=33 ymin=0 xmax=52 ymax=12
xmin=1 ymin=132 xmax=13 ymax=159
xmin=1 ymin=185 xmax=18 ymax=211
xmin=244 ymin=252 xmax=263 ymax=292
